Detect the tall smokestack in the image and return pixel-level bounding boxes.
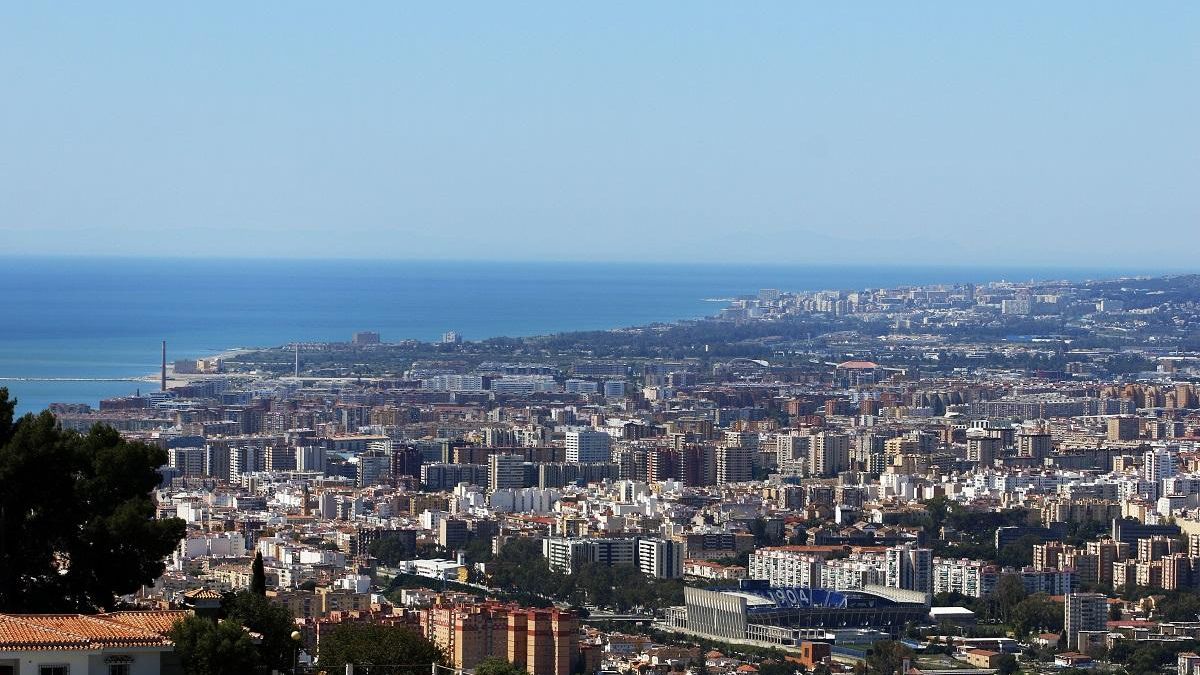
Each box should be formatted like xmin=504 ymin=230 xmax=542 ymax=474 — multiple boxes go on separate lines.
xmin=294 ymin=344 xmax=300 ymax=378
xmin=161 ymin=340 xmax=167 ymax=392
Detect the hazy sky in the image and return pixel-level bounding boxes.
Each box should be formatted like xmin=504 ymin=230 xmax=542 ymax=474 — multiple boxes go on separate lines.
xmin=1 ymin=3 xmax=1197 ymax=265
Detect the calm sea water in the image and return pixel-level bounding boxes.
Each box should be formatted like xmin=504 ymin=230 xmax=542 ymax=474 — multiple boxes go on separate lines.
xmin=0 ymin=256 xmax=1155 ymax=415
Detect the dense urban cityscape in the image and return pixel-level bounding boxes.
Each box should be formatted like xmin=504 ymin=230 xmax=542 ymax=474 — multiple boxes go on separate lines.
xmin=6 ymin=273 xmax=1200 ymax=674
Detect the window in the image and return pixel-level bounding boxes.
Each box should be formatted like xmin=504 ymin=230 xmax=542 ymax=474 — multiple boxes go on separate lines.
xmin=39 ymin=667 xmax=69 ymax=675
xmin=108 ymin=666 xmax=131 ymax=675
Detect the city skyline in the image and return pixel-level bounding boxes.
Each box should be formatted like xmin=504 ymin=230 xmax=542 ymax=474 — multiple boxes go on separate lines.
xmin=7 ymin=5 xmax=1200 ymax=673
xmin=2 ymin=3 xmax=1197 ymax=265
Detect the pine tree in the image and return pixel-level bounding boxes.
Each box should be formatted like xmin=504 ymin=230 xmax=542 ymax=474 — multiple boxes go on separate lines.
xmin=0 ymin=392 xmax=186 ymax=612
xmin=250 ymin=551 xmax=267 ymax=596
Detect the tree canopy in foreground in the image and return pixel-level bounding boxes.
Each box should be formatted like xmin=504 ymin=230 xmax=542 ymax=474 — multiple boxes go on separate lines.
xmin=169 ymin=616 xmax=260 ymax=675
xmin=474 ymin=657 xmax=530 ymax=675
xmin=0 ymin=389 xmax=186 ymax=612
xmin=318 ymin=622 xmax=445 ymax=674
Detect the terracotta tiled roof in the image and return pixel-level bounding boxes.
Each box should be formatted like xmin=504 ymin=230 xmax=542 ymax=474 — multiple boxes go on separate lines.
xmin=182 ymin=587 xmax=224 ymax=601
xmin=97 ymin=610 xmax=191 ymax=637
xmin=0 ymin=616 xmax=87 ymax=650
xmin=0 ymin=610 xmax=188 ymax=651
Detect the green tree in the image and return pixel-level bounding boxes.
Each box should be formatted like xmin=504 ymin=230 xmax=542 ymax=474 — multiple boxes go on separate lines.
xmin=488 ymin=538 xmax=562 ymax=594
xmin=1109 ymin=638 xmax=1200 ymax=675
xmin=370 ymin=536 xmax=415 ymax=566
xmin=932 ymin=592 xmax=981 ymax=614
xmin=790 ymin=527 xmax=809 ymax=546
xmin=995 ymin=654 xmax=1018 ymax=675
xmin=0 ymin=398 xmax=186 ymax=612
xmin=475 ymin=657 xmax=530 ymax=675
xmin=169 ymin=616 xmax=261 ymax=675
xmin=1156 ymin=591 xmax=1200 ymax=622
xmin=463 ymin=537 xmax=495 ymax=565
xmin=317 ymin=622 xmax=444 ymax=674
xmin=577 ymin=562 xmax=616 ymax=608
xmin=250 ymin=551 xmax=267 ymax=596
xmin=226 ymin=591 xmax=297 ymax=672
xmin=923 ymin=496 xmax=952 ymax=540
xmin=1011 ymin=594 xmax=1062 ymax=637
xmin=991 ymin=574 xmax=1028 ymax=624
xmin=865 ymin=640 xmax=913 ymax=675
xmin=996 ymin=536 xmax=1039 ymax=568
xmin=0 ymin=389 xmax=12 ymax=445
xmin=1127 ymin=644 xmax=1173 ymax=675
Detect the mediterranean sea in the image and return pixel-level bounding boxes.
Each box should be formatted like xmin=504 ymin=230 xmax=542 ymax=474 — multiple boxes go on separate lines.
xmin=0 ymin=256 xmax=1154 ymax=415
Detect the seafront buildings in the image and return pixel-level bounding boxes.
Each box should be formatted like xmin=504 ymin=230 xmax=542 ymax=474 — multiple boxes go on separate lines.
xmin=26 ymin=273 xmax=1200 ymax=670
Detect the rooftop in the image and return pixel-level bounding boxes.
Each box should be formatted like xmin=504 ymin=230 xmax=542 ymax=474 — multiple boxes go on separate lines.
xmin=0 ymin=611 xmax=189 ymax=652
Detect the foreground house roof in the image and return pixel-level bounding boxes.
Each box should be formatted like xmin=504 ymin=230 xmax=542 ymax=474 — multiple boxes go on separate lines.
xmin=0 ymin=610 xmax=189 ymax=651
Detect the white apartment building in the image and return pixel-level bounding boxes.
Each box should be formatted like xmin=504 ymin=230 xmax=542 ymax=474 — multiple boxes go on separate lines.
xmin=637 ymin=538 xmax=683 ymax=579
xmin=1065 ymin=592 xmax=1108 ymax=648
xmin=748 ymin=549 xmax=824 ymax=588
xmin=566 ymin=429 xmax=612 ymax=463
xmin=886 ymin=543 xmax=933 ymax=594
xmin=544 ymin=536 xmax=681 ymax=579
xmin=932 ymin=557 xmax=997 ymax=598
xmin=168 ymin=446 xmax=205 ymax=476
xmin=1144 ymin=447 xmax=1178 ymax=484
xmin=487 ymin=453 xmax=527 ymax=490
xmin=820 ymin=553 xmax=887 ymax=590
xmin=488 ymin=487 xmax=560 ymax=514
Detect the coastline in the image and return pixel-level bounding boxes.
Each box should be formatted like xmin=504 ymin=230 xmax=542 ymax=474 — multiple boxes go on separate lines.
xmin=6 ymin=263 xmax=1187 ymax=415
xmin=135 ymin=347 xmax=257 ymax=389
xmin=3 ymin=348 xmax=259 ymax=416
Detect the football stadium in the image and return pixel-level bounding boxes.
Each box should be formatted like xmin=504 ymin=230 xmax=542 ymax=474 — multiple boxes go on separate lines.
xmin=664 ymin=580 xmax=929 ymax=646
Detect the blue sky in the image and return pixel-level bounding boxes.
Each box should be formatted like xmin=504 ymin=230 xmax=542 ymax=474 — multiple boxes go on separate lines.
xmin=1 ymin=3 xmax=1196 ymax=265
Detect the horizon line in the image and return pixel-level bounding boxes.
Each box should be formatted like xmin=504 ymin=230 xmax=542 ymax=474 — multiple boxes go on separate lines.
xmin=0 ymin=252 xmax=1190 ymax=275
